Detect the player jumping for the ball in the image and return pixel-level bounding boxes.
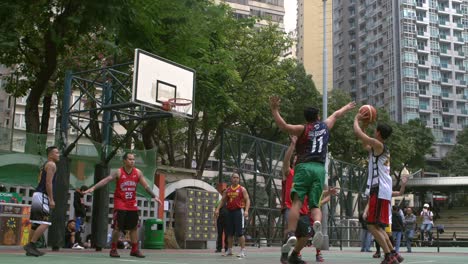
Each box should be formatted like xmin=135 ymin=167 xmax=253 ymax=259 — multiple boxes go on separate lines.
xmin=270 ymin=96 xmax=355 ymax=264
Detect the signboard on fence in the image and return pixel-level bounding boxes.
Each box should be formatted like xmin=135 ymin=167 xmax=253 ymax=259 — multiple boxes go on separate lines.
xmin=0 ymin=192 xmax=22 ymax=203
xmin=0 ymin=203 xmax=31 ymax=246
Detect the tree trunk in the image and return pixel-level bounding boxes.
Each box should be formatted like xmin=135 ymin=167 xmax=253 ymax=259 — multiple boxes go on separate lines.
xmin=196 ymin=124 xmax=223 ymax=179
xmin=141 ymin=119 xmax=158 ymax=149
xmin=24 ymin=28 xmax=58 ymax=153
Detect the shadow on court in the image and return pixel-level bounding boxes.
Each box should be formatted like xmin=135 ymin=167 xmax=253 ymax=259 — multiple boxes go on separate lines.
xmin=1 ymin=246 xmax=467 ymax=263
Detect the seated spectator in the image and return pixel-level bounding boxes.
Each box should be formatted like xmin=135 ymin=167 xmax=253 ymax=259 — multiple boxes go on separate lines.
xmin=64 ymin=220 xmax=84 ymax=249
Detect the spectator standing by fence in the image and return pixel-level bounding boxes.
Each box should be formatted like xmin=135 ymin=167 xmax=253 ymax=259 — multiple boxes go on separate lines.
xmin=420 ymin=203 xmax=434 ymax=243
xmin=403 ymin=208 xmax=416 ymax=253
xmin=391 ymin=206 xmax=404 ymax=253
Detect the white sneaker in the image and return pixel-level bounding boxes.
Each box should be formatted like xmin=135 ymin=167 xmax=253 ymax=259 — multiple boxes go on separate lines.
xmin=312 ymin=221 xmax=323 ymax=249
xmin=237 ymin=249 xmax=246 ymax=258
xmin=72 ymin=243 xmax=84 ymax=250
xmin=223 ymin=248 xmax=233 ymax=256
xmin=281 ymin=233 xmax=297 ymax=254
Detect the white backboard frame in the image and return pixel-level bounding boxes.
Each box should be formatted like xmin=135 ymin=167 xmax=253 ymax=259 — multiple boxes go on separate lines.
xmin=132 ymin=49 xmax=195 ymax=118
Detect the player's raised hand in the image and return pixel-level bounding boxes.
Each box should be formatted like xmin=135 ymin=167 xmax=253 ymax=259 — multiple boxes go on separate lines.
xmin=269 ymin=96 xmax=281 ymax=110
xmin=329 ymin=187 xmax=340 ymax=196
xmin=344 ymin=101 xmax=357 ymax=111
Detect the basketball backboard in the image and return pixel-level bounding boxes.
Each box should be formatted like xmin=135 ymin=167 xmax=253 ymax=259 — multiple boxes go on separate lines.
xmin=132 ymin=49 xmax=195 ymax=118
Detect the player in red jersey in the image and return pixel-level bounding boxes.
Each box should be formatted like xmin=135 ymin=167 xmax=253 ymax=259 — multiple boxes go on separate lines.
xmin=214 ymin=173 xmax=250 ymax=258
xmin=84 ymin=152 xmax=162 ymax=258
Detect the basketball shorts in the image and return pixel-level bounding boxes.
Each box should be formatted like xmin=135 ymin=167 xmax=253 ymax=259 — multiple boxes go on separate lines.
xmin=112 ymin=210 xmax=139 ymax=231
xmin=30 ymin=192 xmax=52 ymax=225
xmin=290 ymin=162 xmax=325 ymax=209
xmin=366 ymin=193 xmax=390 ymax=228
xmin=225 ymin=208 xmax=245 ymax=237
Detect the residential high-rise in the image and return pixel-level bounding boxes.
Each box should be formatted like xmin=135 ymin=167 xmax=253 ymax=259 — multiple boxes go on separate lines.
xmin=218 ymin=0 xmax=286 ymax=29
xmin=333 ymin=0 xmax=468 ymax=159
xmin=297 ymin=0 xmax=334 ymax=93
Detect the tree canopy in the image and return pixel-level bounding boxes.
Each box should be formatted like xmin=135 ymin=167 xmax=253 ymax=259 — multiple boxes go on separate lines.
xmin=0 ymin=0 xmax=435 ymax=176
xmin=442 ymin=128 xmax=468 ymax=176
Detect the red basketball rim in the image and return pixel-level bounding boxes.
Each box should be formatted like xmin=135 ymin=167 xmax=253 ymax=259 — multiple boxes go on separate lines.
xmin=168 ymin=98 xmax=192 ymax=106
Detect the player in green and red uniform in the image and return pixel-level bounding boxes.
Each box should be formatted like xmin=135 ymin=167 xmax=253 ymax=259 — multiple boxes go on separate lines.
xmin=271 ymin=96 xmax=355 ymax=264
xmin=84 ymin=153 xmax=162 ymax=258
xmin=215 ymin=173 xmax=250 ymax=258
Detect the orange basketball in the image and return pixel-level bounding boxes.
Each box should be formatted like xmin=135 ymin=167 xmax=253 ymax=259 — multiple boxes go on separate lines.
xmin=162 ymin=101 xmax=171 ymax=111
xmin=359 ymin=105 xmax=377 ymax=123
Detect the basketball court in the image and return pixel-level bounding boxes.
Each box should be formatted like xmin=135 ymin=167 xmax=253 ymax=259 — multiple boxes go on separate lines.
xmin=1 ymin=246 xmax=467 ymax=264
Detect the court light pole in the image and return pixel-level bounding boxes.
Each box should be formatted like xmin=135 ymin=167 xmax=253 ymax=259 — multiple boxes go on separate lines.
xmin=322 ymin=0 xmax=330 ymax=250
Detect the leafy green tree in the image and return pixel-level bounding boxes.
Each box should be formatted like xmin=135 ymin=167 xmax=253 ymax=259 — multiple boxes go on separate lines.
xmin=0 ymin=0 xmax=123 ymax=153
xmin=442 ymin=128 xmax=468 ymax=176
xmin=327 ymin=90 xmax=363 ymax=163
xmin=123 ymin=4 xmax=301 ymax=176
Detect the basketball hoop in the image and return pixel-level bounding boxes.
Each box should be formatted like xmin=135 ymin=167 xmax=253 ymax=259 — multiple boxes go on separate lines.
xmin=162 ymin=98 xmax=192 ymax=117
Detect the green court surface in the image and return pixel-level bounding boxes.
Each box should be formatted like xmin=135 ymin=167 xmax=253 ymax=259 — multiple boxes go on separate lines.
xmin=1 ymin=246 xmax=467 ymax=263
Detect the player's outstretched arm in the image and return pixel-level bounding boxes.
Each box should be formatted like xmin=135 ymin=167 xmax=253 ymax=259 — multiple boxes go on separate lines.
xmin=282 ymin=135 xmax=297 ymax=180
xmin=392 ymin=170 xmax=409 ymax=197
xmin=138 ymin=169 xmax=162 ymax=205
xmin=270 ymin=96 xmax=305 ymax=136
xmin=324 ymin=101 xmax=356 ymax=129
xmin=353 ymin=114 xmax=381 ymax=152
xmin=83 ymin=170 xmax=119 ymax=194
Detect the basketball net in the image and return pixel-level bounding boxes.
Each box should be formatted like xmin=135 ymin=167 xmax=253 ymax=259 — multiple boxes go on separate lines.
xmin=163 ymin=98 xmax=192 ymax=118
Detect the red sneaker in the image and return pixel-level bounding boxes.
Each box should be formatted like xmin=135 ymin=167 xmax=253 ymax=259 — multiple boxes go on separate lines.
xmin=316 ymin=253 xmax=325 ymax=262
xmin=109 ymin=249 xmax=120 ymax=258
xmin=380 ymin=255 xmax=399 ymax=264
xmin=130 ymin=250 xmax=146 ymax=258
xmin=393 ymin=252 xmax=404 ymax=263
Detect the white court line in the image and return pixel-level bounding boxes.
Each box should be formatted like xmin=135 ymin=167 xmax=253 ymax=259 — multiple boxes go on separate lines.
xmin=405 ymin=261 xmax=436 ymax=264
xmin=62 ymin=254 xmax=189 ymax=264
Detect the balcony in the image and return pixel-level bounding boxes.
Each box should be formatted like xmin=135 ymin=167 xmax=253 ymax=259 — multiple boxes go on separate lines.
xmin=442 ymin=107 xmax=450 ymax=112
xmin=438 ymin=6 xmax=449 ymax=13
xmin=454 ymin=36 xmax=465 ymax=43
xmin=443 ymin=122 xmax=455 ymax=129
xmin=442 ymin=92 xmax=452 ymax=98
xmin=455 ymin=80 xmax=467 ymax=86
xmin=441 ymin=78 xmax=453 ymax=84
xmin=419 ymin=104 xmax=431 ymax=112
xmin=454 ymin=51 xmax=465 ymax=57
xmin=442 ymin=137 xmax=453 ymax=144
xmin=418 ymin=74 xmax=429 ymax=81
xmin=439 ymin=20 xmax=448 ymax=26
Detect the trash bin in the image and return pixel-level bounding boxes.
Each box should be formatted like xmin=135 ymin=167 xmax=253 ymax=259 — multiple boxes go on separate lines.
xmin=144 ymin=219 xmax=164 ymax=249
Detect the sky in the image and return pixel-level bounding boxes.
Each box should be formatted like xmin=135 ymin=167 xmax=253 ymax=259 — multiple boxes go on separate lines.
xmin=284 ymin=0 xmax=297 ymax=33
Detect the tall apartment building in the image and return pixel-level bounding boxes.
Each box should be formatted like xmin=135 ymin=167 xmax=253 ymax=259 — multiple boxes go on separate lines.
xmin=333 ymin=0 xmax=468 ymax=159
xmin=219 ymin=0 xmax=286 ymax=28
xmin=297 ymin=0 xmax=334 ymax=93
